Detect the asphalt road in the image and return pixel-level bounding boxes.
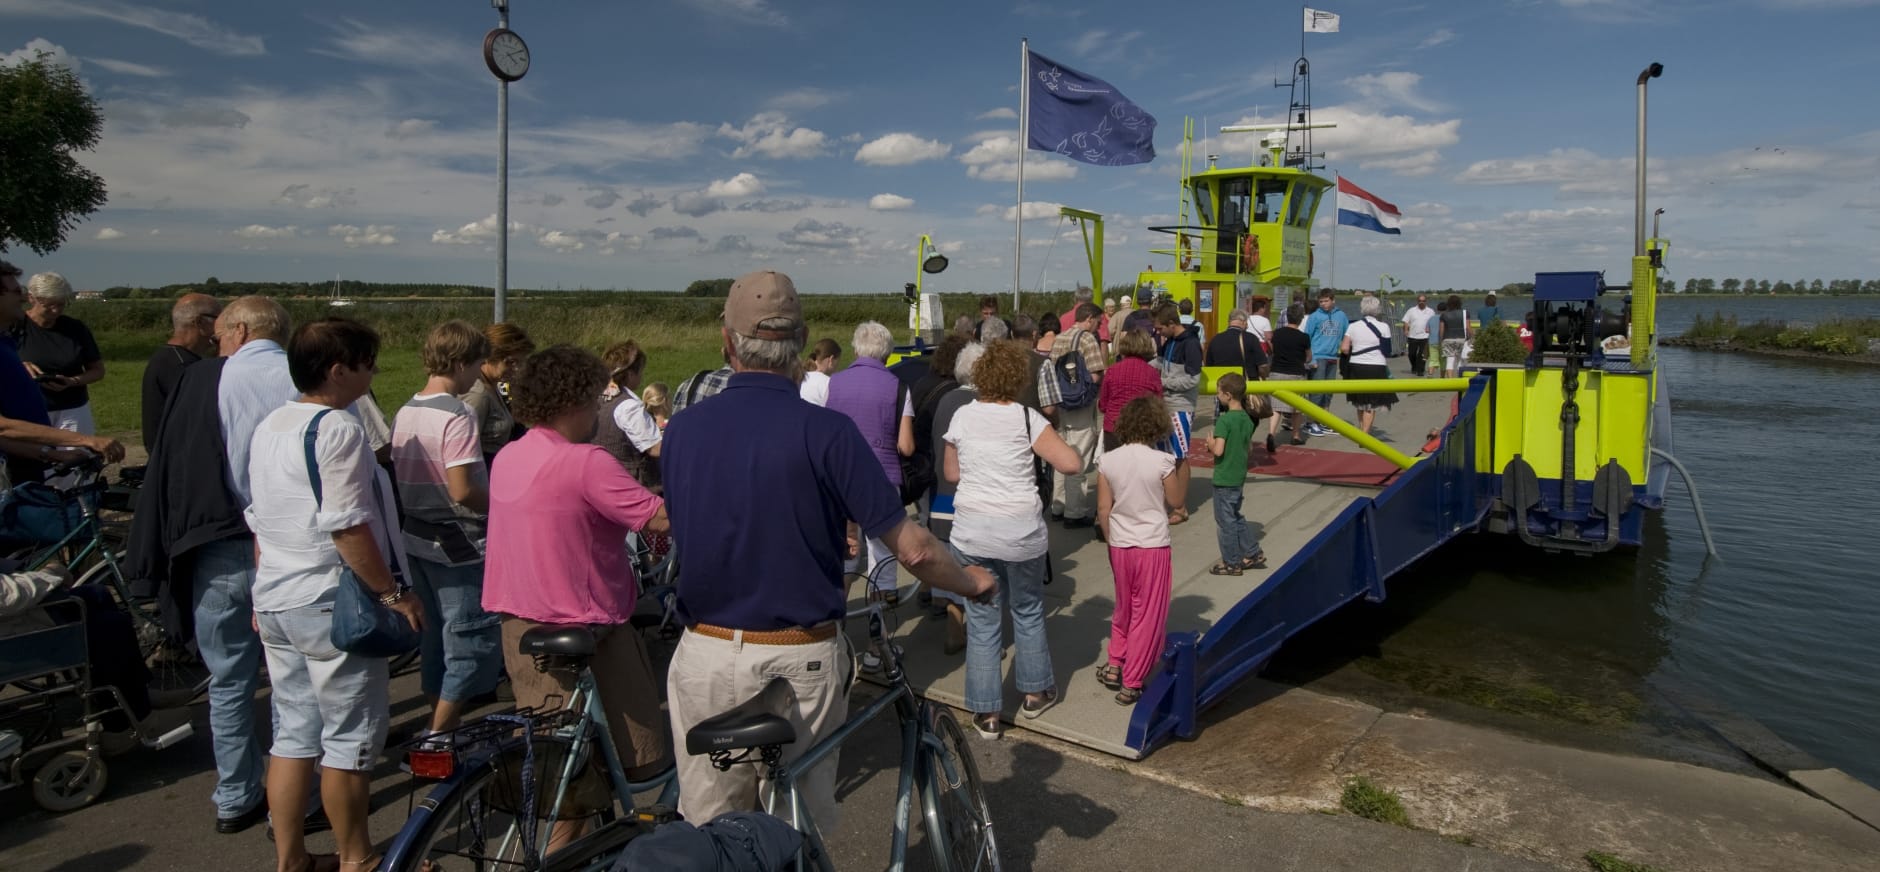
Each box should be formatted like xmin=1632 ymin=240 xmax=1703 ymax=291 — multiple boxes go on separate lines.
xmin=0 ymin=669 xmax=1555 ymax=872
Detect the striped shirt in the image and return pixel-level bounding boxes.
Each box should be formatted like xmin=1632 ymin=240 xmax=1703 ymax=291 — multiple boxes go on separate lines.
xmin=391 ymin=393 xmax=488 ymax=566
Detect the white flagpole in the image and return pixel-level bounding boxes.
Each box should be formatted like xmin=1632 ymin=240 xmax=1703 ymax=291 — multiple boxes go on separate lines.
xmin=1329 ymin=171 xmax=1339 ymax=291
xmin=1014 ymin=38 xmax=1028 ymax=312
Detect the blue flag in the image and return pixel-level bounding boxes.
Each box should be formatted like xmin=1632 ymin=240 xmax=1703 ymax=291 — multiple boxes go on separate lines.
xmin=1026 ymin=49 xmax=1157 ymax=167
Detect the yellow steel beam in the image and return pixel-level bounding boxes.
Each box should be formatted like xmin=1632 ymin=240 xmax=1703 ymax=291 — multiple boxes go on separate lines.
xmin=1269 ymin=390 xmax=1418 ymax=469
xmin=1244 ymin=377 xmax=1472 ymax=395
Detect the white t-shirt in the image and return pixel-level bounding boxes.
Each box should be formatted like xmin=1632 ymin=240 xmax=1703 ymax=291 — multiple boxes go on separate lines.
xmin=799 ymin=370 xmax=831 ymax=406
xmin=1345 ymin=317 xmax=1393 ymax=366
xmin=1401 ymin=306 xmax=1436 ymax=340
xmin=1098 ymin=444 xmax=1176 ymax=549
xmin=1248 ymin=314 xmax=1273 ymax=343
xmin=609 ymin=388 xmax=663 ymax=453
xmin=943 ymin=401 xmax=1052 ymax=561
xmin=247 ymin=402 xmax=409 ymax=613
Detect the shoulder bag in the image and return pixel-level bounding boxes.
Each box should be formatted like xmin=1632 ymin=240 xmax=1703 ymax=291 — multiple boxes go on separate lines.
xmin=304 ymin=408 xmax=420 ymax=658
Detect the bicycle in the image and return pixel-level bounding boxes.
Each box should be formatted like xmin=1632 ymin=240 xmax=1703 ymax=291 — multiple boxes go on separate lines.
xmin=379 ymin=573 xmax=684 ymax=872
xmin=2 ymin=455 xmax=208 ymax=706
xmin=566 ymin=566 xmax=1001 ymax=872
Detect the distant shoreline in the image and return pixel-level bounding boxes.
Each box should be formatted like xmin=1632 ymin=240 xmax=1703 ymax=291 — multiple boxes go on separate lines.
xmin=1661 ymin=336 xmax=1880 ymax=365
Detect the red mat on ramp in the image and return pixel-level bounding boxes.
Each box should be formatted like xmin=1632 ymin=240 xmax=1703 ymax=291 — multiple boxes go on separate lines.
xmin=1186 ymin=441 xmax=1403 ymax=488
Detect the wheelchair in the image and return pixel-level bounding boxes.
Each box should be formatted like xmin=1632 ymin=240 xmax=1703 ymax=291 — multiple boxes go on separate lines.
xmin=0 ymin=595 xmax=194 ymax=812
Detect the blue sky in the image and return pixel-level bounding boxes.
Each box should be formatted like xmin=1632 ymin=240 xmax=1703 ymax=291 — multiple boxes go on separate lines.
xmin=3 ymin=0 xmax=1878 ymax=294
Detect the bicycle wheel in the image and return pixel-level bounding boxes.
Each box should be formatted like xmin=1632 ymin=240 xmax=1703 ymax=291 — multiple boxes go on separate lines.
xmin=923 ymin=707 xmax=1001 ymax=872
xmin=385 ymin=736 xmax=615 ymax=872
xmin=75 ymin=550 xmax=209 ymax=708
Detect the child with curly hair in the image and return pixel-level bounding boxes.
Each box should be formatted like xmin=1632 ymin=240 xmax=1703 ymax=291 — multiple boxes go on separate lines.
xmin=1095 ymin=395 xmax=1182 ymax=705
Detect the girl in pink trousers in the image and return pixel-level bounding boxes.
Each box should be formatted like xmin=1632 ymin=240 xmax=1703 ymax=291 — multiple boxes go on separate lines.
xmin=1095 ymin=395 xmax=1183 ymax=705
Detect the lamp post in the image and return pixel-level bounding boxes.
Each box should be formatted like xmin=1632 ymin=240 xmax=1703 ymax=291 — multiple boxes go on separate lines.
xmin=1634 ymin=62 xmax=1663 ymax=259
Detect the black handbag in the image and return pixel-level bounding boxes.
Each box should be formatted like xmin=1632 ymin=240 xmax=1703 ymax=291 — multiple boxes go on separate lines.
xmin=1022 ymin=407 xmax=1056 ymax=586
xmin=303 ymin=409 xmax=419 ymax=658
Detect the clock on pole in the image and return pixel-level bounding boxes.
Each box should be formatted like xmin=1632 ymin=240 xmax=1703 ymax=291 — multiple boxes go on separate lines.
xmin=483 ymin=28 xmax=529 ymax=81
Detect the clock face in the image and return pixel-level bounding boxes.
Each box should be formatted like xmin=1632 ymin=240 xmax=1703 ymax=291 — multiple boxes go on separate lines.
xmin=485 ymin=29 xmax=530 ymax=81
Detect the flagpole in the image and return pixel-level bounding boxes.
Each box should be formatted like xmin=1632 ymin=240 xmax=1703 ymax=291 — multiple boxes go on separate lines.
xmin=1329 ymin=171 xmax=1339 ymax=292
xmin=1014 ymin=38 xmax=1028 ymax=312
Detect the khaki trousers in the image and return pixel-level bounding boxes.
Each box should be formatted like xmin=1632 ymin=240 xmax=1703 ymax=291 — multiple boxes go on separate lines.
xmin=666 ymin=628 xmax=854 ymax=829
xmin=1051 ymin=403 xmax=1101 ymax=520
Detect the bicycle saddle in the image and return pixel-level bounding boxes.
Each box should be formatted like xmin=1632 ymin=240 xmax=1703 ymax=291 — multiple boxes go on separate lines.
xmin=685 ymin=677 xmax=798 ymax=756
xmin=518 ymin=625 xmax=596 ymax=658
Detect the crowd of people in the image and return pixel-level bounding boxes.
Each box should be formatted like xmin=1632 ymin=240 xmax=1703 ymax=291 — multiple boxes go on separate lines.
xmin=0 ymin=256 xmax=1446 ymax=868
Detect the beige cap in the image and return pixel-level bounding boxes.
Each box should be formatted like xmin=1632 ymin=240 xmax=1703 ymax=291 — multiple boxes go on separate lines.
xmin=723 ymin=270 xmax=803 ymax=340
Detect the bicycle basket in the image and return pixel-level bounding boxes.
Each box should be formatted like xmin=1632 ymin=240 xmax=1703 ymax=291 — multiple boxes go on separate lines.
xmin=0 ymin=483 xmax=83 ymax=545
xmin=484 ymin=738 xmax=613 ymax=820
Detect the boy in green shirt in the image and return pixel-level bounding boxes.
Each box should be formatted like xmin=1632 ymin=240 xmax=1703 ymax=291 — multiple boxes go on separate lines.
xmin=1208 ymin=374 xmax=1265 ymax=575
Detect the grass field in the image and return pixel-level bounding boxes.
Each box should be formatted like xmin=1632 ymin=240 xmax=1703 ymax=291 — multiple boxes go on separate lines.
xmin=68 ymin=292 xmax=1081 ymax=449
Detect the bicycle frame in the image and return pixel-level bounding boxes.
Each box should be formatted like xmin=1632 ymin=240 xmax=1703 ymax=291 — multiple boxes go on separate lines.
xmin=381 ymin=650 xmax=678 ymax=871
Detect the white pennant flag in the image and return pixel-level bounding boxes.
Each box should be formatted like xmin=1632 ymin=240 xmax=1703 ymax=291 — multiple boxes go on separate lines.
xmin=1304 ymin=7 xmax=1341 ymax=33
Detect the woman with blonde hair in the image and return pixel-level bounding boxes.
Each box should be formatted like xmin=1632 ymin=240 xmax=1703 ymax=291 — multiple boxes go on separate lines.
xmin=16 ymin=272 xmax=105 ymax=434
xmin=595 ymin=340 xmax=662 ymax=493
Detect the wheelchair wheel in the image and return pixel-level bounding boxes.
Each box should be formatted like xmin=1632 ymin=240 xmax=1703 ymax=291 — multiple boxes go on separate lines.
xmin=32 ymin=750 xmax=108 ymax=812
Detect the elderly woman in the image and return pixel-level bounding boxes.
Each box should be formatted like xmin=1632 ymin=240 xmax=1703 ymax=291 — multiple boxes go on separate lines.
xmin=943 ymin=341 xmax=1083 ymax=739
xmin=16 ymin=272 xmax=105 ymax=434
xmin=482 ymin=345 xmax=672 ymax=787
xmin=826 ymin=321 xmax=914 ymax=604
xmin=1341 ymin=295 xmax=1400 ymax=434
xmin=461 ymin=321 xmax=535 ymax=465
xmin=596 ymin=340 xmax=662 ymax=493
xmin=923 ymin=340 xmax=987 ymax=652
xmin=246 ymin=317 xmax=423 ymax=872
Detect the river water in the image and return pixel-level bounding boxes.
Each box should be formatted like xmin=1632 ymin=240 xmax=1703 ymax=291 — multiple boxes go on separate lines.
xmin=1265 ymin=295 xmax=1880 ymax=785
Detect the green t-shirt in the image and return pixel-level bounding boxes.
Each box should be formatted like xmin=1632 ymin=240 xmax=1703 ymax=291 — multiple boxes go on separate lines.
xmin=1211 ymin=409 xmax=1255 ymax=487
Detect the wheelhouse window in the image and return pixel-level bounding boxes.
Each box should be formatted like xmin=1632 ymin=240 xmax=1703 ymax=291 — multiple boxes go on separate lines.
xmin=1288 ymin=185 xmax=1323 ymax=228
xmin=1255 ymin=179 xmax=1286 ymax=223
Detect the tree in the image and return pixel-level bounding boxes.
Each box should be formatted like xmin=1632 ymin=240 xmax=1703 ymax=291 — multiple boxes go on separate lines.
xmin=1660 ymin=278 xmax=1677 ymax=293
xmin=1721 ymin=278 xmax=1740 ymax=294
xmin=1809 ymin=279 xmax=1825 ymax=293
xmin=683 ymin=278 xmax=734 ymax=297
xmin=0 ymin=52 xmax=107 ymax=255
xmin=1757 ymin=280 xmax=1772 ymax=293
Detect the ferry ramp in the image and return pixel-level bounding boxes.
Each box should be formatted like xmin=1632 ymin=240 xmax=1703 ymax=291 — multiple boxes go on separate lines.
xmin=868 ymin=360 xmax=1487 ymax=758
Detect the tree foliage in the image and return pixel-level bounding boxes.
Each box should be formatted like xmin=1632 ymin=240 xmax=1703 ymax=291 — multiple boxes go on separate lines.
xmin=0 ymin=52 xmax=107 ymax=255
xmin=1471 ymin=318 xmax=1529 ymax=365
xmin=683 ymin=278 xmax=735 ymax=297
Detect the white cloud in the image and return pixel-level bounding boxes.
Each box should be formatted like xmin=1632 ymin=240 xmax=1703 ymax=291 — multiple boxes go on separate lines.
xmin=682 ymin=0 xmax=789 ymax=28
xmin=705 ymin=172 xmax=766 ymax=198
xmin=765 ymin=87 xmax=837 ymax=111
xmin=89 ymin=57 xmax=167 ymax=77
xmin=1068 ymin=28 xmax=1144 ymax=65
xmin=1417 ymin=29 xmax=1457 ymax=49
xmin=1345 ymin=72 xmax=1441 ymax=113
xmin=2 ymin=38 xmax=79 ymax=71
xmin=626 ymin=193 xmax=663 ymax=216
xmin=736 ymin=198 xmax=810 ymax=213
xmin=1221 ymin=106 xmax=1461 ymax=177
xmin=650 ymin=226 xmax=703 ymax=242
xmin=957 ymin=136 xmax=1079 ymax=182
xmin=778 ymin=218 xmax=867 ymax=250
xmin=231 ymin=224 xmax=299 ymax=239
xmin=1453 ymin=148 xmax=1605 ymax=187
xmin=160 ymin=105 xmax=251 ymax=129
xmin=868 ymin=193 xmax=915 ymax=211
xmin=998 ymin=201 xmax=1066 ymax=222
xmin=328 ymin=224 xmax=398 ymax=247
xmin=386 ymin=119 xmax=435 ymax=140
xmin=977 ymin=107 xmax=1019 ymax=120
xmin=536 ymin=230 xmax=587 ymax=253
xmin=431 ymin=215 xmax=529 ymax=247
xmin=312 ymin=17 xmax=462 ymax=72
xmin=93 ymin=227 xmax=124 ymax=240
xmin=718 ymin=112 xmax=828 ymax=159
xmin=707 ymin=235 xmax=755 ymax=255
xmin=0 ymin=1 xmax=265 ymax=56
xmin=274 ymin=184 xmax=357 ymax=209
xmin=582 ymin=184 xmax=622 ymax=210
xmin=855 ymin=133 xmax=951 ymax=166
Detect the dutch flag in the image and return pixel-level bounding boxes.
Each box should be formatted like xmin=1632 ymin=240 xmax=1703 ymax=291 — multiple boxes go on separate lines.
xmin=1335 ymin=176 xmax=1402 ymax=236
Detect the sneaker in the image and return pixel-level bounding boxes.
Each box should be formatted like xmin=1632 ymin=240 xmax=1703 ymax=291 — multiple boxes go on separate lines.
xmin=1020 ymin=689 xmax=1057 ymax=720
xmin=973 ymin=712 xmax=1003 ymax=740
xmin=859 ymin=643 xmax=905 ymax=674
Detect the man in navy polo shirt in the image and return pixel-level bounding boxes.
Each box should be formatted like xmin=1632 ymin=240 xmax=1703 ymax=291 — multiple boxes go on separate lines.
xmin=662 ymin=269 xmax=995 ymax=828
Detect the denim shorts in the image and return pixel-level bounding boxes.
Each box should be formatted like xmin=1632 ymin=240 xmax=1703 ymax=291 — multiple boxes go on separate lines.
xmin=256 ymin=599 xmax=391 ymax=771
xmin=408 ymin=558 xmax=502 ymax=702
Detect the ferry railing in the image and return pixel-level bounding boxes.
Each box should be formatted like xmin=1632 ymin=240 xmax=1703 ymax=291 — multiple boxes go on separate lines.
xmin=1126 ymin=374 xmax=1495 ymax=754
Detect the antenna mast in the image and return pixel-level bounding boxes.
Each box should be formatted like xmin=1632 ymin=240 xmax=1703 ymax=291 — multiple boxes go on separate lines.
xmin=1276 ymin=55 xmax=1321 ymax=170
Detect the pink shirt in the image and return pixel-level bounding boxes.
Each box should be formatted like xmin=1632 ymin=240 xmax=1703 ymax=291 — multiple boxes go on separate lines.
xmin=1098 ymin=444 xmax=1176 ymax=548
xmin=483 ymin=427 xmax=663 ymax=625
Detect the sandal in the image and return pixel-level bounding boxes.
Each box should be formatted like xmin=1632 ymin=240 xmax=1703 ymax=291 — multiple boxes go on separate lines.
xmin=340 ymin=857 xmax=382 ymax=872
xmin=1168 ymin=509 xmax=1189 ymax=526
xmin=1290 ymin=438 xmax=1307 ymax=446
xmin=1239 ymin=551 xmax=1268 ymax=570
xmin=1096 ymin=664 xmax=1123 ymax=690
xmin=1208 ymin=561 xmax=1243 ymax=577
xmin=1115 ymin=686 xmax=1143 ymax=706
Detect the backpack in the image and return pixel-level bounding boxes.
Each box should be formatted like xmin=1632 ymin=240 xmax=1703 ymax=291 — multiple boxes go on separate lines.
xmin=1355 ymin=319 xmax=1396 ymax=358
xmin=1050 ymin=329 xmax=1099 ymax=410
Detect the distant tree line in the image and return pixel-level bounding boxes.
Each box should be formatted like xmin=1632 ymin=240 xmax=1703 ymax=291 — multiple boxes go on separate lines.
xmin=1660 ymin=278 xmax=1880 ymax=295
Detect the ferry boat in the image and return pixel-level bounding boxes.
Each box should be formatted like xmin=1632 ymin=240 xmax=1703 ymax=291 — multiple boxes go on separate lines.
xmin=883 ymin=60 xmax=1681 ymax=759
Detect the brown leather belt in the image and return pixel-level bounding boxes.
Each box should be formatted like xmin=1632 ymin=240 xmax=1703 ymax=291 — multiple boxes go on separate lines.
xmin=688 ymin=622 xmax=837 ymax=646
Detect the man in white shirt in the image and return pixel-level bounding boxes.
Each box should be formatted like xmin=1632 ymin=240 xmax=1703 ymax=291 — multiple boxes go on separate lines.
xmin=1400 ymin=295 xmax=1437 ymax=378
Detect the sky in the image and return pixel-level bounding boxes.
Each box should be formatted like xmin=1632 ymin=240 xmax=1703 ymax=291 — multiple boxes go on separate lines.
xmin=3 ymin=0 xmax=1878 ymax=295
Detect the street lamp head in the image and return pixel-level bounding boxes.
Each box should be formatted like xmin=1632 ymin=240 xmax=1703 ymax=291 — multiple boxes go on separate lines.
xmin=1638 ymin=62 xmax=1663 ymax=85
xmin=492 ymin=0 xmax=509 ymax=10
